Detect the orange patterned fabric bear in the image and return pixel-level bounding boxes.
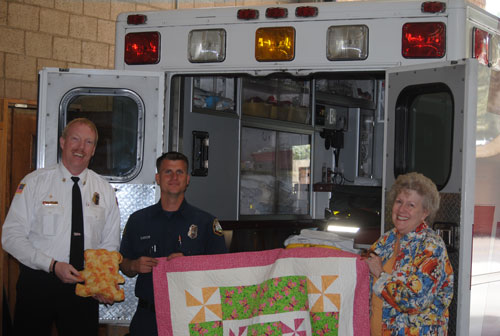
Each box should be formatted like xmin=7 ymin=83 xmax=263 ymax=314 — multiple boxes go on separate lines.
xmin=75 ymin=249 xmax=125 ymax=302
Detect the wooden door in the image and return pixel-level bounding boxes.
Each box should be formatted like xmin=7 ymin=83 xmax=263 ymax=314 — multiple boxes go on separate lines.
xmin=0 ymin=99 xmax=37 ymax=335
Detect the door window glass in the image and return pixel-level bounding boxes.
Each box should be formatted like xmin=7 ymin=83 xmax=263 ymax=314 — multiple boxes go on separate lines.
xmin=61 ymin=89 xmax=144 ymax=182
xmin=240 ymin=127 xmax=310 ymax=215
xmin=394 ymin=83 xmax=453 ymax=189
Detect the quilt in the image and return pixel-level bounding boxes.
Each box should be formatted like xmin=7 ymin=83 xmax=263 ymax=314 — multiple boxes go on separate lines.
xmin=153 ymin=247 xmax=370 ymax=336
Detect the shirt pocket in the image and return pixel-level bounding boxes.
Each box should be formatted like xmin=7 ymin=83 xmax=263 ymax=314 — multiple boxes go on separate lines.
xmin=84 ymin=205 xmax=105 ymax=245
xmin=40 ymin=204 xmax=64 ymax=236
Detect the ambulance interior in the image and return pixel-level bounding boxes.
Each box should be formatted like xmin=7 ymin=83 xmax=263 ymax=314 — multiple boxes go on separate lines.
xmin=168 ymin=72 xmax=388 ymax=252
xmin=67 ymin=70 xmax=453 ymax=253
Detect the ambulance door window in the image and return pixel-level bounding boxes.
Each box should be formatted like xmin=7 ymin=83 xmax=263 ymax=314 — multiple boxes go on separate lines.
xmin=240 ymin=127 xmax=311 ymax=216
xmin=61 ymin=89 xmax=143 ymax=182
xmin=394 ymin=83 xmax=453 ymax=189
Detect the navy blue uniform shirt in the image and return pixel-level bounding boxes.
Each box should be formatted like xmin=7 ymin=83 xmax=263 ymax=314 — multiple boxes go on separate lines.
xmin=120 ymin=199 xmax=227 ymax=303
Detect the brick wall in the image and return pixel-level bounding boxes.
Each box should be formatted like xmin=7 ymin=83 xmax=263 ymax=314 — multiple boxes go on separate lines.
xmin=0 ymin=0 xmax=286 ymax=101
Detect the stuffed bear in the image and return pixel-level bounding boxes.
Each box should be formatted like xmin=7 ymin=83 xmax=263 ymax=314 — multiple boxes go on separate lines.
xmin=75 ymin=249 xmax=125 ymax=302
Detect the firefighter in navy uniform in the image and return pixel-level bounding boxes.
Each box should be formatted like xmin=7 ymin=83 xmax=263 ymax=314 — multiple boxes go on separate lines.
xmin=120 ymin=151 xmax=227 ymax=336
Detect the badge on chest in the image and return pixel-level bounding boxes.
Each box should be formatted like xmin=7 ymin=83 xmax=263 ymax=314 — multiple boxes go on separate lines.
xmin=187 ymin=224 xmax=198 ymax=239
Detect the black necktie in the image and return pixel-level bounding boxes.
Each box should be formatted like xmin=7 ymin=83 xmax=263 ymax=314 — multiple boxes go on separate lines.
xmin=70 ymin=176 xmax=84 ymax=270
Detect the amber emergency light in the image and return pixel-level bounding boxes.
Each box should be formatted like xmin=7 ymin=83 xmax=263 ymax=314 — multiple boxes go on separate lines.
xmin=125 ymin=32 xmax=160 ymax=65
xmin=255 ymin=27 xmax=295 ymax=62
xmin=402 ymin=22 xmax=445 ymax=58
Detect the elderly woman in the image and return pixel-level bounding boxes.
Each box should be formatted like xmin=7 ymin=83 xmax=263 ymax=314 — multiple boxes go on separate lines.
xmin=365 ymin=172 xmax=453 ymax=335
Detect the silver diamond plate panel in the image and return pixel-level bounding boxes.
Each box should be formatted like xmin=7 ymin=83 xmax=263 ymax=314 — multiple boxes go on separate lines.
xmin=99 ymin=183 xmax=156 ymax=323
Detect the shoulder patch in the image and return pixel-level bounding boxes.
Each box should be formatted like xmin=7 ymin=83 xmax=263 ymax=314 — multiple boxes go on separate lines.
xmin=16 ymin=183 xmax=26 ymax=194
xmin=213 ymin=219 xmax=224 ymax=236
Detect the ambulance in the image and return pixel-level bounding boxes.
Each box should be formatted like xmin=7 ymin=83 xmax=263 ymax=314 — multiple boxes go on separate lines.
xmin=36 ymin=0 xmax=500 ymax=334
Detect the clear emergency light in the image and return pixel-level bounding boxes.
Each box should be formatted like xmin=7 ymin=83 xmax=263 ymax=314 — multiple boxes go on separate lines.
xmin=255 ymin=27 xmax=295 ymax=62
xmin=402 ymin=22 xmax=445 ymax=58
xmin=125 ymin=32 xmax=160 ymax=65
xmin=473 ymin=27 xmax=489 ymax=66
xmin=188 ymin=29 xmax=226 ymax=63
xmin=491 ymin=34 xmax=500 ymax=70
xmin=327 ymin=25 xmax=368 ymax=61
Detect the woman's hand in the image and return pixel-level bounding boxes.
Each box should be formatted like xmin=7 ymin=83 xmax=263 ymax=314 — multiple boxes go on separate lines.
xmin=365 ymin=253 xmax=384 ymax=278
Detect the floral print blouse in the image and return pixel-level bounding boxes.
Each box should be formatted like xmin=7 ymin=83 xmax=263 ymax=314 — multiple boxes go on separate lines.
xmin=369 ymin=222 xmax=454 ymax=335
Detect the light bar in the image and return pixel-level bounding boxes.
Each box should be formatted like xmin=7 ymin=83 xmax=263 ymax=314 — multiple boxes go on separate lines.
xmin=188 ymin=29 xmax=226 ymax=63
xmin=473 ymin=27 xmax=489 ymax=66
xmin=124 ymin=31 xmax=160 ymax=65
xmin=327 ymin=225 xmax=360 ymax=233
xmin=402 ymin=22 xmax=445 ymax=58
xmin=255 ymin=27 xmax=295 ymax=62
xmin=327 ymin=25 xmax=368 ymax=61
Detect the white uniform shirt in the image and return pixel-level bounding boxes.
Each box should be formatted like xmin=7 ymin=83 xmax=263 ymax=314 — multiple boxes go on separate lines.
xmin=2 ymin=163 xmax=121 ymax=272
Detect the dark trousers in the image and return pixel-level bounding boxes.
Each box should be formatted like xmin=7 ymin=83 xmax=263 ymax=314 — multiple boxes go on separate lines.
xmin=13 ymin=265 xmax=98 ymax=336
xmin=129 ymin=304 xmax=158 ymax=336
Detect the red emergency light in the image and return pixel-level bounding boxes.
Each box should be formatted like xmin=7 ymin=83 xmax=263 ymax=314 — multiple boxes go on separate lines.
xmin=473 ymin=28 xmax=489 ymax=66
xmin=124 ymin=32 xmax=160 ymax=65
xmin=295 ymin=6 xmax=318 ymax=18
xmin=266 ymin=7 xmax=287 ymax=19
xmin=402 ymin=22 xmax=446 ymax=58
xmin=127 ymin=14 xmax=147 ymax=25
xmin=421 ymin=2 xmax=446 ymax=13
xmin=237 ymin=9 xmax=259 ymax=20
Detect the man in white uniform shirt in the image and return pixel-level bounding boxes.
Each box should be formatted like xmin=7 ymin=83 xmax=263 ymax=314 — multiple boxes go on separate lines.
xmin=2 ymin=118 xmax=120 ymax=336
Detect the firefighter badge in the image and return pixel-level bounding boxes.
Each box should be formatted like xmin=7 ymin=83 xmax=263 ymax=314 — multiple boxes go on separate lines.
xmin=187 ymin=224 xmax=198 ymax=239
xmin=213 ymin=219 xmax=224 ymax=236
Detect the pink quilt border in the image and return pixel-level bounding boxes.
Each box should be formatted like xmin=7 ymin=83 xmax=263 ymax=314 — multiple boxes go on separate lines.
xmin=153 ymin=247 xmax=370 ymax=336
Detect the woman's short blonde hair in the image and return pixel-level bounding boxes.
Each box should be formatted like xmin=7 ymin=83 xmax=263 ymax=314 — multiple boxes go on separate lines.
xmin=387 ymin=172 xmax=440 ymax=224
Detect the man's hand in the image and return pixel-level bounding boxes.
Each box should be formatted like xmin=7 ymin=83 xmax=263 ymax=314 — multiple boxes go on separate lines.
xmin=54 ymin=261 xmax=83 ymax=284
xmin=167 ymin=252 xmax=184 ymax=260
xmin=133 ymin=256 xmax=159 ymax=273
xmin=120 ymin=256 xmax=158 ymax=277
xmin=93 ymin=291 xmax=117 ymax=305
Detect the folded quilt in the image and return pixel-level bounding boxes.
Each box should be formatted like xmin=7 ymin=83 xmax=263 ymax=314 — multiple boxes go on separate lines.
xmin=153 ymin=247 xmax=370 ymax=336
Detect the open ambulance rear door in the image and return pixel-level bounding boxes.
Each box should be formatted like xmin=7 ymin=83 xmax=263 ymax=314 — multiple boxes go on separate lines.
xmin=385 ymin=58 xmax=500 ymax=336
xmin=37 ymin=67 xmax=165 ymax=322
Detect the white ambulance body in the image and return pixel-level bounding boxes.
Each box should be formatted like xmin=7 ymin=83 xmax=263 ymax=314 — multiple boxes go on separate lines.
xmin=37 ymin=0 xmax=500 ymax=334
